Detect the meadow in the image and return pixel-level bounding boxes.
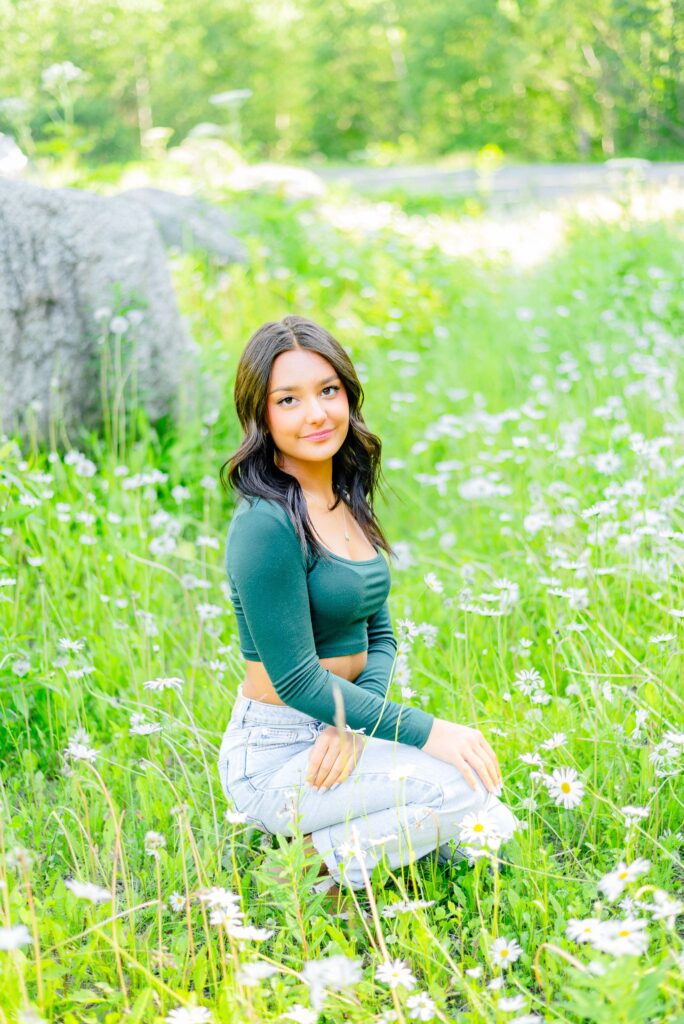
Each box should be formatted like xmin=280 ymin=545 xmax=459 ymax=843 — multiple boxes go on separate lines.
xmin=1 ymin=181 xmax=683 ymax=1023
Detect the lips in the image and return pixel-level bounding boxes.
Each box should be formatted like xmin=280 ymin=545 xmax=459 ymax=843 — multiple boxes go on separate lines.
xmin=304 ymin=428 xmax=334 ymax=439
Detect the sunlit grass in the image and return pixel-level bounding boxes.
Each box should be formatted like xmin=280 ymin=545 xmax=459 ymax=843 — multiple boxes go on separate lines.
xmin=1 ymin=183 xmax=682 ymax=1023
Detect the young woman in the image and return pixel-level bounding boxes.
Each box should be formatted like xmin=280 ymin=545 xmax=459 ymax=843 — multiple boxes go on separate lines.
xmin=218 ymin=315 xmax=519 ymax=908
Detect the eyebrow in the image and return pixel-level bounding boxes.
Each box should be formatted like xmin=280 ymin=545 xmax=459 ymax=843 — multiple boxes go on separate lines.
xmin=269 ymin=375 xmax=340 ymax=394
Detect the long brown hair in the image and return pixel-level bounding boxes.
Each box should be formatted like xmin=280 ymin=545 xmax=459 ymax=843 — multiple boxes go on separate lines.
xmin=219 ymin=315 xmax=396 ymax=564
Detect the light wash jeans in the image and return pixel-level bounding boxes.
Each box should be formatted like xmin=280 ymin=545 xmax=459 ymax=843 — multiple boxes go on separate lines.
xmin=218 ymin=688 xmax=520 ymax=891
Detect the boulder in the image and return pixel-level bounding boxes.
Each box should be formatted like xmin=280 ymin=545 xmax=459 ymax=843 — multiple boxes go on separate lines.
xmin=0 ymin=178 xmax=200 ymax=445
xmin=119 ymin=186 xmax=248 ymax=264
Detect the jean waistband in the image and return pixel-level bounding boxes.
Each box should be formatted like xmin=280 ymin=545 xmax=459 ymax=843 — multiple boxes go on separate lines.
xmin=229 ymin=687 xmax=320 ymax=729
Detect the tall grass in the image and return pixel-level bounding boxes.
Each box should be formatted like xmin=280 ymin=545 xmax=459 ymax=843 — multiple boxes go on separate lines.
xmin=1 ymin=183 xmax=682 ymax=1023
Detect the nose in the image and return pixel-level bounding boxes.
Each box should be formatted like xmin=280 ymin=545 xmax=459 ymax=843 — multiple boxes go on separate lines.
xmin=305 ymin=398 xmax=327 ymax=422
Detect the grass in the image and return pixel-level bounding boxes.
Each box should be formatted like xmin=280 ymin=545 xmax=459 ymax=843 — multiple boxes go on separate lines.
xmin=1 ymin=178 xmax=683 ymax=1023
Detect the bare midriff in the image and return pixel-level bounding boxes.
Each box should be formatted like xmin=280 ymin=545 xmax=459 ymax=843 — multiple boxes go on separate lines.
xmin=241 ymin=650 xmax=368 ymax=705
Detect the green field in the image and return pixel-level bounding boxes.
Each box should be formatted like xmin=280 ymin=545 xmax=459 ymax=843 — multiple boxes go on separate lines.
xmin=1 ymin=183 xmax=683 ymax=1023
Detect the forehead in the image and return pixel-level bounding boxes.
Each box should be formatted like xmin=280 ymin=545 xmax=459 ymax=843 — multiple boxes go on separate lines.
xmin=269 ymin=349 xmax=338 ymax=389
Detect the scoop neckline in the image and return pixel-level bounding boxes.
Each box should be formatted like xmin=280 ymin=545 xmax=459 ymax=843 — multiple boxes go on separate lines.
xmin=316 ymin=542 xmax=384 ymax=565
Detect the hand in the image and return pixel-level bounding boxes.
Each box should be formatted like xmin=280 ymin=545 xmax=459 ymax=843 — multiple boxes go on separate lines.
xmin=421 ymin=719 xmax=503 ymax=795
xmin=306 ymin=725 xmax=367 ymax=790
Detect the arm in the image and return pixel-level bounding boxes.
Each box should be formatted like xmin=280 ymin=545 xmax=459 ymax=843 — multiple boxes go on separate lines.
xmin=227 ymin=501 xmax=434 ymax=748
xmin=351 ymin=599 xmax=397 ymax=702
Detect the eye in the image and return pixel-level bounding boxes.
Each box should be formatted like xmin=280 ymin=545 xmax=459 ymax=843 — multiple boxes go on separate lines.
xmin=277 ymin=384 xmax=341 ymax=407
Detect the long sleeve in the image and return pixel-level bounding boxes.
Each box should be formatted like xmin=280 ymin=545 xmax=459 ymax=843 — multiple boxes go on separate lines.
xmin=227 ymin=501 xmax=434 ymax=748
xmin=351 ymin=599 xmax=397 ymax=701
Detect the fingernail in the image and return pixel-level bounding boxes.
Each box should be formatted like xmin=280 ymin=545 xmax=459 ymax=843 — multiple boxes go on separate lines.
xmin=330 ymin=782 xmax=341 ymax=790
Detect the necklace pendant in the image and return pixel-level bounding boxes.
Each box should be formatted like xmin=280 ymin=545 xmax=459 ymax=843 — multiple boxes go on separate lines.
xmin=344 ymin=531 xmax=350 ymax=541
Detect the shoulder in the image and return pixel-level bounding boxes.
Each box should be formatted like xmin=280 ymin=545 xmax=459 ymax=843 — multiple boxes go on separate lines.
xmin=227 ymin=495 xmax=303 ymax=564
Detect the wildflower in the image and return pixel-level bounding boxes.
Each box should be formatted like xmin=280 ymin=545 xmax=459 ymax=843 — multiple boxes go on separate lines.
xmin=150 ymin=535 xmax=177 ymax=556
xmin=423 ymin=572 xmax=443 ymax=594
xmin=465 ymin=965 xmax=483 ymax=978
xmin=227 ymin=924 xmax=273 ymax=940
xmin=598 ymin=858 xmax=651 ymax=902
xmin=641 ymin=889 xmax=683 ymax=929
xmin=0 ymin=924 xmax=31 ymax=949
xmin=58 ymin=637 xmax=85 ymax=652
xmin=235 ymin=962 xmax=279 ymax=986
xmin=129 ymin=713 xmax=162 ymax=736
xmin=144 ymin=831 xmax=166 ymax=857
xmin=281 ymin=1005 xmax=318 ymax=1024
xmin=64 ymin=739 xmax=98 ymax=763
xmin=490 ymin=936 xmax=522 ymax=968
xmin=196 ymin=535 xmax=219 ymax=550
xmin=224 ymin=808 xmax=248 ymax=824
xmin=544 ymin=767 xmax=585 ymax=809
xmin=143 ymin=677 xmax=183 ymax=692
xmin=621 ymin=805 xmax=649 ymax=826
xmin=487 ymin=975 xmax=505 ymax=990
xmin=566 ymin=917 xmax=604 ymax=943
xmin=168 ymin=892 xmax=186 ymax=913
xmin=498 ymin=994 xmax=527 ymax=1011
xmin=459 ymin=809 xmax=497 ymax=846
xmin=301 ymin=954 xmax=363 ymax=1010
xmin=196 ymin=603 xmax=222 ymax=622
xmin=171 ymin=485 xmax=191 ymax=503
xmin=64 ymin=879 xmax=112 ymax=903
xmin=649 ymin=633 xmax=676 ymax=644
xmin=197 ymin=886 xmax=241 ymax=911
xmin=513 ymin=669 xmax=544 ymax=697
xmin=376 ymin=958 xmax=417 ymax=989
xmin=164 ymin=1008 xmax=212 ymax=1024
xmin=406 ymin=991 xmax=437 ymax=1020
xmin=540 ymin=732 xmax=566 ymax=750
xmin=589 ymin=917 xmax=650 ymax=956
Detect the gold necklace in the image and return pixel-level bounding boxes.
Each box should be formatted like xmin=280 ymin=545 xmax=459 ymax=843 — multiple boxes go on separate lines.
xmin=301 ymin=488 xmax=351 ymax=542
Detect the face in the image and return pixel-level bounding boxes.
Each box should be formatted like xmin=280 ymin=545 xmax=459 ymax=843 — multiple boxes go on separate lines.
xmin=265 ymin=348 xmax=349 ymax=466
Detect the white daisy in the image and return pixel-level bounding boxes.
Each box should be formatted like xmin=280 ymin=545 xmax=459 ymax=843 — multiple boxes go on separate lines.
xmin=235 ymin=962 xmax=279 ymax=986
xmin=164 ymin=1008 xmax=212 ymax=1024
xmin=490 ymin=936 xmax=522 ymax=968
xmin=64 ymin=879 xmax=112 ymax=903
xmin=459 ymin=809 xmax=497 ymax=846
xmin=376 ymin=958 xmax=417 ymax=989
xmin=498 ymin=994 xmax=527 ymax=1011
xmin=598 ymin=858 xmax=651 ymax=902
xmin=565 ymin=917 xmax=604 ymax=943
xmin=589 ymin=917 xmax=650 ymax=957
xmin=168 ymin=892 xmax=186 ymax=913
xmin=406 ymin=991 xmax=437 ymax=1020
xmin=540 ymin=732 xmax=566 ymax=750
xmin=144 ymin=831 xmax=166 ymax=856
xmin=0 ymin=924 xmax=32 ymax=949
xmin=544 ymin=767 xmax=585 ymax=809
xmin=642 ymin=889 xmax=683 ymax=928
xmin=143 ymin=677 xmax=183 ymax=692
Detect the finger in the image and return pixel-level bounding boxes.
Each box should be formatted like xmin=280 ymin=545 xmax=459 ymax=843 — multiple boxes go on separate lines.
xmin=306 ymin=739 xmax=330 ymax=785
xmin=453 ymin=752 xmax=478 ymax=791
xmin=467 ymin=749 xmax=499 ymax=794
xmin=310 ymin=748 xmax=339 ymax=788
xmin=478 ymin=737 xmax=502 ymax=782
xmin=316 ymin=754 xmax=348 ymax=790
xmin=474 ymin=739 xmax=501 ymax=786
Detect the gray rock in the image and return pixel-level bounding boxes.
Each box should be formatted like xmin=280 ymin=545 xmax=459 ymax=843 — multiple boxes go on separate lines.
xmin=0 ymin=178 xmax=201 ymax=444
xmin=119 ymin=186 xmax=248 ymax=263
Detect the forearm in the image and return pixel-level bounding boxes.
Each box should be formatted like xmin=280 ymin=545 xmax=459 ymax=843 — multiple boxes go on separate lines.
xmin=275 ymin=650 xmax=434 ymax=748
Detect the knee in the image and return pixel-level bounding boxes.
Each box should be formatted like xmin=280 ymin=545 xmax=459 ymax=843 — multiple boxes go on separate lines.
xmin=440 ymin=771 xmax=519 ymax=836
xmin=487 ymin=800 xmax=519 ymax=842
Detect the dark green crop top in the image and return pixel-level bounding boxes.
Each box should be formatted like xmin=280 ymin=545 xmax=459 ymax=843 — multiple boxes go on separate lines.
xmin=225 ymin=495 xmax=435 ymax=748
